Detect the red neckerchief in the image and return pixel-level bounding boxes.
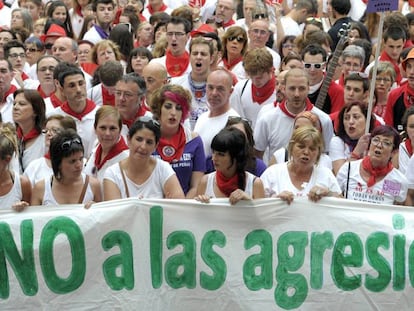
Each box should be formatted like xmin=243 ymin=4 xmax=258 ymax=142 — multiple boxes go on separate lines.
xmin=44 ymin=152 xmax=50 ymax=159
xmin=252 ymin=73 xmax=275 ymax=104
xmin=216 ymin=170 xmax=239 ymax=197
xmin=165 ymin=49 xmax=190 ymax=77
xmin=279 ymin=98 xmax=313 ymax=118
xmin=122 ymin=101 xmax=148 ymax=128
xmin=2 ymin=85 xmax=17 ymax=103
xmin=60 ymin=99 xmax=96 ymax=121
xmin=380 ymin=51 xmax=401 ymax=85
xmin=338 ymin=74 xmax=345 ymax=87
xmin=188 ymin=0 xmax=206 ymax=7
xmin=17 ymin=127 xmax=40 ymax=143
xmin=157 ymin=125 xmax=186 ymax=163
xmin=37 ymin=85 xmax=47 ymax=98
xmin=405 ymin=139 xmax=413 ymax=157
xmin=101 ymin=85 xmax=115 ymax=106
xmin=94 ymin=136 xmax=128 ymax=170
xmin=146 ymin=3 xmax=167 ymax=14
xmin=0 ymin=1 xmax=4 ymax=10
xmin=223 ymin=19 xmax=235 ymax=28
xmin=222 ymin=56 xmax=243 ymax=71
xmin=403 ymin=83 xmax=414 ymax=108
xmin=361 ymin=156 xmax=393 ymax=187
xmin=50 ymin=92 xmax=64 ymax=108
xmin=21 ymin=72 xmax=29 ymax=81
xmin=80 ymin=62 xmax=98 ymax=76
xmin=373 ymin=104 xmax=386 ymax=119
xmin=75 ymin=6 xmax=83 ymax=17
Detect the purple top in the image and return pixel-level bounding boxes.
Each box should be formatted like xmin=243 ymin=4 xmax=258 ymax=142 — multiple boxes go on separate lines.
xmin=153 ymin=135 xmax=206 ymax=194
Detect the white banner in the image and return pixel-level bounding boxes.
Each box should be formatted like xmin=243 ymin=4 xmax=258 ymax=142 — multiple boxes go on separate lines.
xmin=1 ymin=198 xmax=414 ymax=310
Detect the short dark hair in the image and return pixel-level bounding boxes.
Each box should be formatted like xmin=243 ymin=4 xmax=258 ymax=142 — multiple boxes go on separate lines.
xmin=13 ymin=89 xmax=46 ymax=133
xmin=383 ymin=26 xmax=407 ymax=42
xmin=118 ymin=73 xmax=147 ymax=94
xmin=370 ymin=125 xmax=400 ymax=151
xmin=127 ymin=47 xmax=153 ymax=74
xmin=128 ymin=117 xmax=161 ymax=143
xmin=337 ymin=101 xmax=375 ymax=141
xmin=167 ymin=16 xmax=191 ymax=34
xmin=3 ymin=40 xmax=25 ymax=59
xmin=56 ymin=63 xmax=84 ymax=86
xmin=301 ymin=43 xmax=327 ymax=62
xmin=92 ymin=0 xmax=114 ymax=12
xmin=330 ymin=0 xmax=350 ymax=15
xmin=345 ymin=72 xmax=369 ymax=92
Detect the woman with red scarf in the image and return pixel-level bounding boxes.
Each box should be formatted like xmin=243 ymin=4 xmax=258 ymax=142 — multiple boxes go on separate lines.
xmin=195 ymin=127 xmax=264 ymax=205
xmin=218 ymin=26 xmax=248 ymax=81
xmin=396 ymin=106 xmax=414 ymax=174
xmin=84 ymin=106 xmax=129 ymax=181
xmin=337 ymin=125 xmax=409 ymax=205
xmin=12 ymin=89 xmax=46 ymax=173
xmin=151 ymin=84 xmax=206 ymax=198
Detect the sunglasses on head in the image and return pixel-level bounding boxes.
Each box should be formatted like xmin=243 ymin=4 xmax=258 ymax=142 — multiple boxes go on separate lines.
xmin=138 ymin=116 xmax=160 ymax=129
xmin=61 ymin=138 xmax=82 ymax=150
xmin=228 ymin=36 xmax=245 ymax=43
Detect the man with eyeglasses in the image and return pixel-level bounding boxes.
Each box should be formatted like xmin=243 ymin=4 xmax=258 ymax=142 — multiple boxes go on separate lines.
xmin=213 ymin=0 xmax=236 ymax=29
xmin=150 ymin=16 xmax=191 ymax=78
xmin=3 ymin=40 xmax=34 ymax=89
xmin=247 ymin=19 xmax=280 ymax=70
xmin=336 ymin=45 xmax=365 ymax=87
xmin=0 ymin=59 xmax=17 ymax=124
xmin=254 ymin=68 xmax=333 ymax=163
xmin=114 ymin=73 xmax=152 ymax=139
xmin=302 ymin=44 xmax=344 ymax=114
xmin=281 ymin=0 xmax=317 ymax=37
xmin=83 ymin=0 xmax=116 ymax=44
xmin=48 ymin=64 xmax=98 ymax=157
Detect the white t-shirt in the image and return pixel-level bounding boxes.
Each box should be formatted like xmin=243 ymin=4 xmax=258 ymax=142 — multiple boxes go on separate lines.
xmin=84 ymin=147 xmax=129 ymax=182
xmin=280 ymin=15 xmax=304 ymax=37
xmin=0 ymin=171 xmax=22 ymax=210
xmin=337 ymin=159 xmax=408 ymax=204
xmin=398 ymin=142 xmax=411 ymax=175
xmin=24 ymin=157 xmax=52 ymax=186
xmin=329 ymin=136 xmax=351 ymax=162
xmin=104 ymin=158 xmax=175 ymax=199
xmin=261 ymin=162 xmax=340 ymax=198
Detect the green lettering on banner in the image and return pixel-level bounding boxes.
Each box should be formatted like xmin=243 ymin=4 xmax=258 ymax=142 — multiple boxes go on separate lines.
xmin=200 ymin=230 xmax=226 ymax=290
xmin=310 ymin=231 xmax=333 ymax=289
xmin=275 ymin=231 xmax=308 ymax=310
xmin=150 ymin=206 xmax=163 ymax=289
xmin=39 ymin=217 xmax=85 ymax=294
xmin=243 ymin=229 xmax=273 ymax=290
xmin=365 ymin=232 xmax=391 ymax=292
xmin=165 ymin=231 xmax=196 ymax=289
xmin=331 ymin=232 xmax=363 ymax=290
xmin=102 ymin=230 xmax=134 ymax=290
xmin=408 ymin=239 xmax=414 ymax=287
xmin=0 ymin=220 xmax=37 ymax=298
xmin=393 ymin=215 xmax=406 ymax=290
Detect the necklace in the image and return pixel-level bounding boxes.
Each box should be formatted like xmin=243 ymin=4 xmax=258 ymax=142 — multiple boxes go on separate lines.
xmin=188 ymin=72 xmax=206 ymax=103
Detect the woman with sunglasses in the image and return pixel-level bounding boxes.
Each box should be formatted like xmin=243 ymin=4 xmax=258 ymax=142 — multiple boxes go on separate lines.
xmin=24 ymin=115 xmax=76 ymax=186
xmin=150 ymin=84 xmax=206 ymax=198
xmin=195 ymin=127 xmax=265 ymax=205
xmin=31 ymin=130 xmax=101 ymax=207
xmin=12 ymin=89 xmax=46 ymax=173
xmin=337 ymin=125 xmax=409 ymax=205
xmin=103 ymin=117 xmax=185 ymax=200
xmin=218 ymin=26 xmax=248 ymax=81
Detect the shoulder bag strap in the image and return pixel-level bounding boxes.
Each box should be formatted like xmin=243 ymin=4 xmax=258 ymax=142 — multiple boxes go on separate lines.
xmin=78 ymin=175 xmax=89 ymax=204
xmin=119 ymin=162 xmax=130 ymax=197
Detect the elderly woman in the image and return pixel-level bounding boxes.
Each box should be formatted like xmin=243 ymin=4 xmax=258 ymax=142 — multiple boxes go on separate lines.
xmin=84 ymin=106 xmax=129 ymax=181
xmin=195 ymin=127 xmax=265 ymax=205
xmin=31 ymin=129 xmax=101 ymax=207
xmin=103 ymin=117 xmax=185 ymax=199
xmin=86 ymin=40 xmax=122 ymax=75
xmin=329 ymin=101 xmax=375 ymax=175
xmin=150 ymin=84 xmax=206 ymax=198
xmin=337 ymin=125 xmax=409 ymax=205
xmin=218 ymin=26 xmax=248 ymax=81
xmin=261 ymin=126 xmax=341 ymax=204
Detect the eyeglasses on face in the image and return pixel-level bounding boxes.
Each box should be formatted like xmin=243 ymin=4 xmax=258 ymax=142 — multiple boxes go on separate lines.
xmin=303 ymin=62 xmax=325 ymax=70
xmin=41 ymin=127 xmax=61 ymax=135
xmin=9 ymin=53 xmax=26 ymax=59
xmin=228 ymin=36 xmax=245 ymax=43
xmin=371 ymin=137 xmax=393 ymax=148
xmin=26 ymin=48 xmax=41 ymax=53
xmin=61 ymin=138 xmax=82 ymax=150
xmin=375 ymin=77 xmax=392 ymax=83
xmin=138 ymin=116 xmax=160 ymax=129
xmin=282 ymin=43 xmax=296 ymax=49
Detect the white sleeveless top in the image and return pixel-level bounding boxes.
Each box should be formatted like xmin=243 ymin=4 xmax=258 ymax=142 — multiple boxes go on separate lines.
xmin=205 ymin=172 xmax=256 ymax=198
xmin=0 ymin=171 xmax=22 ymax=210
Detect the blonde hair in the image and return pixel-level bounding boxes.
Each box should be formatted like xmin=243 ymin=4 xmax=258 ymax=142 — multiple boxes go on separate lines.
xmin=0 ymin=124 xmax=18 ymax=160
xmin=287 ymin=126 xmax=323 ymax=164
xmin=91 ymin=40 xmax=121 ymax=65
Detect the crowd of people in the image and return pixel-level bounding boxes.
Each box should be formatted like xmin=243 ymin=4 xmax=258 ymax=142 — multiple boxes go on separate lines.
xmin=1 ymin=0 xmax=414 ymax=210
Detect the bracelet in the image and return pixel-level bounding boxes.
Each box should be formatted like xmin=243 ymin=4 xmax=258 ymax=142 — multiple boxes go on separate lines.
xmin=350 ymin=151 xmax=361 ymax=159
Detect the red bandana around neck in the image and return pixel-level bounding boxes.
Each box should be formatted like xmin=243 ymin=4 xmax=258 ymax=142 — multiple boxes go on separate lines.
xmin=94 ymin=136 xmax=128 ymax=170
xmin=165 ymin=49 xmax=190 ymax=77
xmin=60 ymin=99 xmax=96 ymax=121
xmin=157 ymin=125 xmax=186 ymax=163
xmin=2 ymin=85 xmax=17 ymax=103
xmin=0 ymin=1 xmax=4 ymax=10
xmin=216 ymin=170 xmax=239 ymax=197
xmin=361 ymin=156 xmax=393 ymax=187
xmin=17 ymin=127 xmax=40 ymax=143
xmin=222 ymin=56 xmax=243 ymax=71
xmin=404 ymin=83 xmax=414 ymax=108
xmin=252 ymin=74 xmax=276 ymax=104
xmin=147 ymin=3 xmax=167 ymax=15
xmin=50 ymin=92 xmax=64 ymax=108
xmin=223 ymin=19 xmax=235 ymax=28
xmin=122 ymin=102 xmax=148 ymax=128
xmin=380 ymin=51 xmax=401 ymax=85
xmin=279 ymin=98 xmax=313 ymax=118
xmin=75 ymin=6 xmax=83 ymax=17
xmin=101 ymin=85 xmax=115 ymax=106
xmin=405 ymin=139 xmax=413 ymax=157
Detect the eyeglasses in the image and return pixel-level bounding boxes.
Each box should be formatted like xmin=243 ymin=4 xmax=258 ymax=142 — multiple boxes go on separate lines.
xmin=114 ymin=90 xmax=140 ymax=99
xmin=251 ymin=28 xmax=269 ymax=36
xmin=61 ymin=138 xmax=82 ymax=150
xmin=78 ymin=50 xmax=90 ymax=55
xmin=253 ymin=13 xmax=267 ymax=19
xmin=166 ymin=32 xmax=186 ymax=38
xmin=375 ymin=77 xmax=392 ymax=83
xmin=26 ymin=48 xmax=41 ymax=53
xmin=303 ymin=62 xmax=325 ymax=70
xmin=348 ymin=71 xmax=368 ymax=79
xmin=228 ymin=36 xmax=245 ymax=43
xmin=9 ymin=53 xmax=26 ymax=59
xmin=138 ymin=116 xmax=160 ymax=129
xmin=282 ymin=43 xmax=296 ymax=49
xmin=371 ymin=137 xmax=393 ymax=148
xmin=38 ymin=66 xmax=55 ymax=72
xmin=227 ymin=116 xmax=252 ymax=127
xmin=41 ymin=127 xmax=61 ymax=135
xmin=44 ymin=43 xmax=53 ymax=50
